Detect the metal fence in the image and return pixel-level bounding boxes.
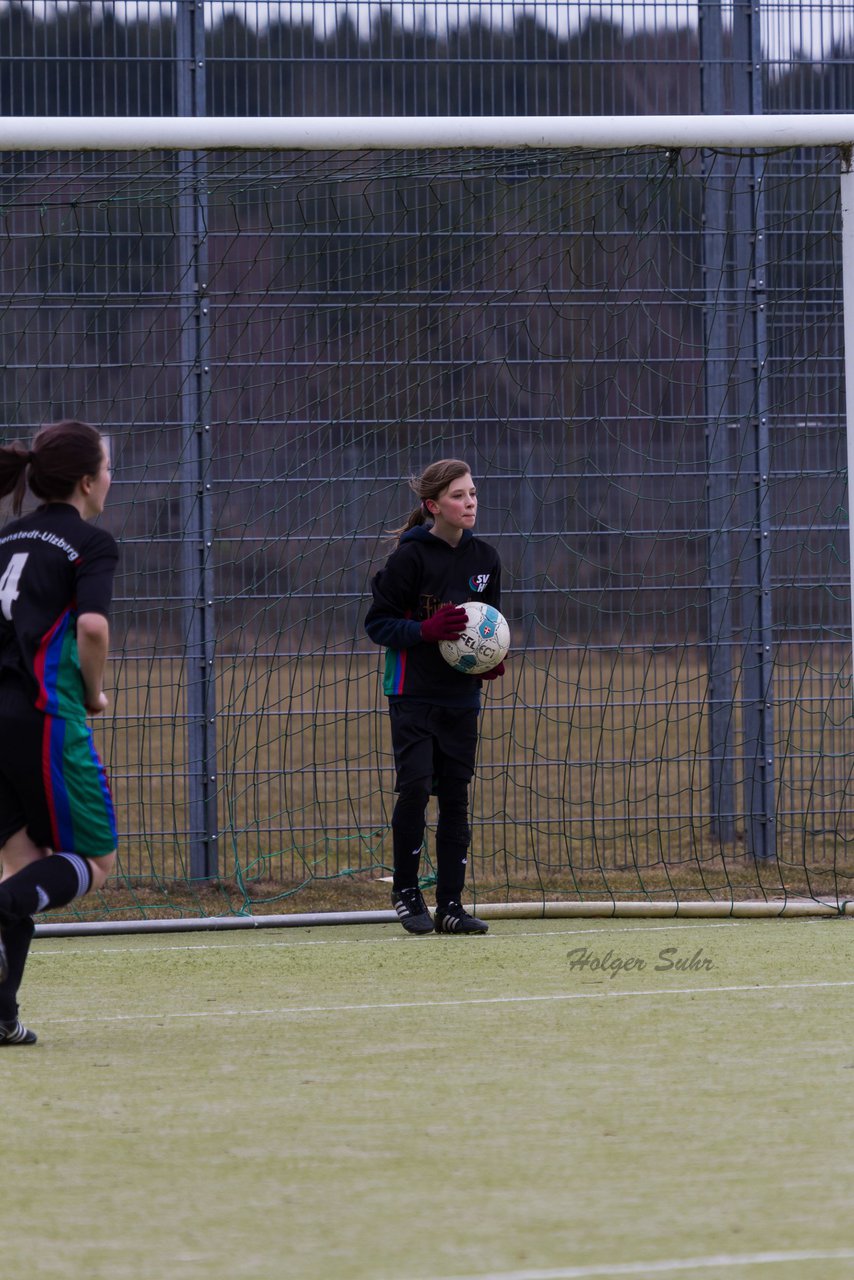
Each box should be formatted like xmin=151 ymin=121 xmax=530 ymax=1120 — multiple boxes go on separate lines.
xmin=1 ymin=0 xmax=853 ymax=899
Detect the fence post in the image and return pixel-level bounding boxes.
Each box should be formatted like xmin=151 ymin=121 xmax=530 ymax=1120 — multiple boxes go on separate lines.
xmin=176 ymin=0 xmax=218 ymax=879
xmin=842 ymin=157 xmax=854 ymax=679
xmin=699 ymin=0 xmax=736 ymax=844
xmin=732 ymin=0 xmax=776 ymax=860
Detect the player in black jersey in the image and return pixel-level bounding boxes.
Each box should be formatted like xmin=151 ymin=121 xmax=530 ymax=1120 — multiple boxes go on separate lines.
xmin=0 ymin=420 xmax=118 ymax=1045
xmin=365 ymin=459 xmax=505 ymax=936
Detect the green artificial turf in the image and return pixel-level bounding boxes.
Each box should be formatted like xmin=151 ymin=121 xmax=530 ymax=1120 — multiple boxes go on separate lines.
xmin=3 ymin=917 xmax=854 ymax=1280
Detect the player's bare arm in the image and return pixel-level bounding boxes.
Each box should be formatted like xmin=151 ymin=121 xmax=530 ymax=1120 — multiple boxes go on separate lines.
xmin=77 ymin=611 xmax=110 ymax=714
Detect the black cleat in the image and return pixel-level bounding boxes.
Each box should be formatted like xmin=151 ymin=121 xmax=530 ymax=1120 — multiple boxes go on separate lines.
xmin=434 ymin=901 xmax=489 ymax=935
xmin=391 ymin=886 xmax=434 ymax=935
xmin=0 ymin=1018 xmax=37 ymax=1045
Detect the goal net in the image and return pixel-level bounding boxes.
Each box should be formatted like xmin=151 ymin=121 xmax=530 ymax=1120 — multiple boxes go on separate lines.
xmin=1 ymin=120 xmax=851 ymax=920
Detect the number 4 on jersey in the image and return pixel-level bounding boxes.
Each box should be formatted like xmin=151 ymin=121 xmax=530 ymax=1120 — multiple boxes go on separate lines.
xmin=0 ymin=552 xmax=28 ymax=620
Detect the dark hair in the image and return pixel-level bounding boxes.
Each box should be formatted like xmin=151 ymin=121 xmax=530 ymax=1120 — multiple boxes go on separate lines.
xmin=0 ymin=420 xmax=105 ymax=515
xmin=391 ymin=459 xmax=474 ymax=543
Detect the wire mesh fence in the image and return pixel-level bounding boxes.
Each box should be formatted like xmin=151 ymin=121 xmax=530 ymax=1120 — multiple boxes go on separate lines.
xmin=1 ymin=1 xmax=853 ymax=914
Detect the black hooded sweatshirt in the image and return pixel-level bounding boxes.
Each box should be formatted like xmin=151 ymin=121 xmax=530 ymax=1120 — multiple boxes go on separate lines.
xmin=364 ymin=525 xmax=502 ymax=708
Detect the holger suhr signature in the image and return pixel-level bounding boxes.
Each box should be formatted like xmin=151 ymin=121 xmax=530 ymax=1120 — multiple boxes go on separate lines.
xmin=566 ymin=945 xmax=714 ymax=980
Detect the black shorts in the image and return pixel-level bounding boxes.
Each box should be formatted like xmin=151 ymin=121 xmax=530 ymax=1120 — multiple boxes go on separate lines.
xmin=0 ymin=684 xmax=117 ymax=857
xmin=389 ymin=701 xmax=479 ymax=791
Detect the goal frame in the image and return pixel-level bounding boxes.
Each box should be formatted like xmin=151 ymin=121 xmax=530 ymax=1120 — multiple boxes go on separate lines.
xmin=5 ymin=112 xmax=854 ymax=928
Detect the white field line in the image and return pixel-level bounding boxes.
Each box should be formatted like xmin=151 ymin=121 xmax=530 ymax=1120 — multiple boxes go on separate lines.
xmin=43 ymin=977 xmax=854 ymax=1027
xmin=30 ymin=919 xmax=752 ymax=959
xmin=433 ymin=1247 xmax=854 ymax=1280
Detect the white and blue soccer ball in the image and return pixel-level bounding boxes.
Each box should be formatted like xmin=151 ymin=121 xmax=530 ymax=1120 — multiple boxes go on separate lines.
xmin=439 ymin=601 xmax=511 ymax=676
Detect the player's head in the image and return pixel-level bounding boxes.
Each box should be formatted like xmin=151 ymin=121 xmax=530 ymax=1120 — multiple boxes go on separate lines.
xmin=0 ymin=420 xmax=109 ymax=516
xmin=393 ymin=459 xmax=474 ymax=541
xmin=413 ymin=459 xmax=473 ymax=509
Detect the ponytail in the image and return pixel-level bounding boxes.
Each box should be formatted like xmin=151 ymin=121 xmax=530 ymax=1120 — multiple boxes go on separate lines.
xmin=0 ymin=420 xmax=104 ymax=516
xmin=389 ymin=501 xmax=429 ymax=543
xmin=0 ymin=443 xmax=34 ymax=516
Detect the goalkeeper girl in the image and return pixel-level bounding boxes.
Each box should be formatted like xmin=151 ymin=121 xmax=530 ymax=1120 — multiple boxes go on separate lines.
xmin=0 ymin=421 xmax=119 ymax=1045
xmin=364 ymin=459 xmax=504 ymax=935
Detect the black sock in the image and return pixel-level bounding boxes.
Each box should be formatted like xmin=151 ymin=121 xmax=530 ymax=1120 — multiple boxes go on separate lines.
xmin=0 ymin=915 xmax=35 ymax=1021
xmin=435 ymin=777 xmax=470 ymax=907
xmin=435 ymin=841 xmax=469 ymax=907
xmin=391 ymin=784 xmax=429 ymax=892
xmin=0 ymin=853 xmax=92 ymax=921
xmin=391 ymin=835 xmax=423 ymax=892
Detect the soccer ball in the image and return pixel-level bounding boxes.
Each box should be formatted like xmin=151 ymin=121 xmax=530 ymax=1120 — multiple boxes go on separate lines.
xmin=439 ymin=601 xmax=511 ymax=676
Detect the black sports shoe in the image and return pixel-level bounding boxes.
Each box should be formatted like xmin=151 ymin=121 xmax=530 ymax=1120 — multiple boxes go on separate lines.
xmin=434 ymin=901 xmax=488 ymax=935
xmin=391 ymin=886 xmax=434 ymax=935
xmin=0 ymin=1018 xmax=37 ymax=1046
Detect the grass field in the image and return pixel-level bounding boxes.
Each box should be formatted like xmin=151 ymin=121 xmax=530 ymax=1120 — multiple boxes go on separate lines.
xmin=4 ymin=915 xmax=854 ymax=1280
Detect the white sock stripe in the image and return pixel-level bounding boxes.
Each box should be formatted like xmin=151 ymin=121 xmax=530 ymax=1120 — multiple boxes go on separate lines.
xmin=56 ymin=853 xmax=91 ymax=898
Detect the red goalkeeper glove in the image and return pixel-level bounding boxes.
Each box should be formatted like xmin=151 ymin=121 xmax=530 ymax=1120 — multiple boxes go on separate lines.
xmin=480 ymin=660 xmax=506 ymax=681
xmin=420 ymin=604 xmax=468 ymax=642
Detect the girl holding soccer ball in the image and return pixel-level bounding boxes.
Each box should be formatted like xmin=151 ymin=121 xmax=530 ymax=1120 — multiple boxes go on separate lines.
xmin=365 ymin=459 xmax=505 ymax=935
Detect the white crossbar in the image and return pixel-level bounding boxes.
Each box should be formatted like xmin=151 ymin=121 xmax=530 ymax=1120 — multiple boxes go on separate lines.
xmin=2 ymin=114 xmax=854 ymax=151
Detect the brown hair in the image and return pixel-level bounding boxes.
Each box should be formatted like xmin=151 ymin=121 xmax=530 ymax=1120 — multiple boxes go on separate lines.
xmin=390 ymin=458 xmax=473 ymax=543
xmin=0 ymin=420 xmax=105 ymax=516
